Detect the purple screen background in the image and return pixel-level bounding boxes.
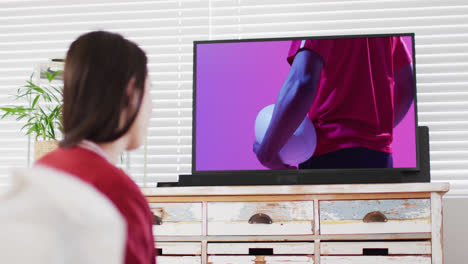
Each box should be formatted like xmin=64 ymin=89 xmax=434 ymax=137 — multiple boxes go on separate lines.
xmin=196 ymin=37 xmax=416 ymax=171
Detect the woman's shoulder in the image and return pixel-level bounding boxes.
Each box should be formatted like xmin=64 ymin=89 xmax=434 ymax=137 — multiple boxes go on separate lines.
xmin=37 ymin=146 xmax=103 ymax=168
xmin=37 ymin=147 xmax=138 ymax=193
xmin=37 ymin=146 xmax=150 ymax=214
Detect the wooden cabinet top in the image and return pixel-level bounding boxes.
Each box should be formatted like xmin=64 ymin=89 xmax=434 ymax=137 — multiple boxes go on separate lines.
xmin=142 ymin=182 xmax=449 ymax=197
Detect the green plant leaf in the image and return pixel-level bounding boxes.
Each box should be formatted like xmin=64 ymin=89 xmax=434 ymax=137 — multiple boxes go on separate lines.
xmin=51 ymin=106 xmax=60 ymax=120
xmin=48 ymin=121 xmax=55 ymax=140
xmin=26 ymin=126 xmax=35 ymax=136
xmin=1 ymin=71 xmax=63 ymax=140
xmin=26 ymin=116 xmax=36 ymax=124
xmin=40 ymin=122 xmax=46 ymax=141
xmin=31 ymin=95 xmax=40 ymax=108
xmin=42 ymin=86 xmax=59 ymax=103
xmin=47 ymin=70 xmax=62 ymax=82
xmin=1 ymin=106 xmax=33 ymax=115
xmin=38 ymin=106 xmax=47 ymax=117
xmin=49 ymin=86 xmax=62 ymax=104
xmin=15 ymin=113 xmax=27 ymax=121
xmin=51 ymin=86 xmax=63 ymax=97
xmin=31 ymin=86 xmax=45 ymax=95
xmin=55 ymin=120 xmax=64 ymax=134
xmin=48 ymin=110 xmax=56 ymax=126
xmin=26 ymin=123 xmax=40 ymax=136
xmin=0 ymin=107 xmax=14 ymax=113
xmin=26 ymin=81 xmax=40 ymax=90
xmin=21 ymin=122 xmax=34 ymax=131
xmin=40 ymin=90 xmax=52 ymax=103
xmin=0 ymin=112 xmax=10 ymax=119
xmin=15 ymin=89 xmax=32 ymax=99
xmin=46 ymin=71 xmax=52 ymax=82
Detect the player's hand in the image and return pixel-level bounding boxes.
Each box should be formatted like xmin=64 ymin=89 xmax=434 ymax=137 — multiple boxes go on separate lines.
xmin=253 ymin=141 xmax=296 ymax=170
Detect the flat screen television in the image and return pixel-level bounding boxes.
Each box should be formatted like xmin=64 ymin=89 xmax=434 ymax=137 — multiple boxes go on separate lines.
xmin=180 ymin=33 xmax=429 ymax=186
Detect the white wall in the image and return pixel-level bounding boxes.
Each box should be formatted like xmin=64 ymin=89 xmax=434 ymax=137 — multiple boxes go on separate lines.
xmin=444 ymin=197 xmax=468 ymax=264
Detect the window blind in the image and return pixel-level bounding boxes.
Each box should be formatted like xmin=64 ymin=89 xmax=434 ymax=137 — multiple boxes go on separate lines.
xmin=0 ymin=0 xmax=208 ymax=187
xmin=0 ymin=0 xmax=467 ymax=196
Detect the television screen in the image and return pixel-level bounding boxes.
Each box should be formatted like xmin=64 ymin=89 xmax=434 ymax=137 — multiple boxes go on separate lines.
xmin=193 ymin=33 xmax=418 ymax=174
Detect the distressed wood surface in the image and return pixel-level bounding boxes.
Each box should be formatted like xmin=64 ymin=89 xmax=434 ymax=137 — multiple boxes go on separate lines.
xmin=153 ymin=233 xmax=432 ymax=242
xmin=321 ymin=256 xmax=431 ymax=264
xmin=207 ymin=201 xmax=314 ymax=236
xmin=142 ymin=183 xmax=449 ymax=197
xmin=149 ymin=202 xmax=202 ymax=236
xmin=320 ymin=241 xmax=431 ymax=255
xmin=156 ymin=256 xmax=202 ymax=264
xmin=208 ymin=256 xmax=314 ymax=264
xmin=431 ymin=192 xmax=444 ymax=264
xmin=314 ymin=239 xmax=320 ymax=264
xmin=314 ymin=199 xmax=320 ymax=234
xmin=146 ymin=193 xmax=431 ymax=203
xmin=202 ymin=240 xmax=208 ymax=264
xmin=202 ymin=202 xmax=208 ymax=236
xmin=320 ymin=199 xmax=431 ymax=234
xmin=156 ymin=242 xmax=201 ymax=255
xmin=207 ymin=242 xmax=314 ymax=255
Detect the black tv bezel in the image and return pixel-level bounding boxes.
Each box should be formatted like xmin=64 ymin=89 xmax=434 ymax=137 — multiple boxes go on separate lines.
xmin=191 ymin=32 xmax=420 ymax=180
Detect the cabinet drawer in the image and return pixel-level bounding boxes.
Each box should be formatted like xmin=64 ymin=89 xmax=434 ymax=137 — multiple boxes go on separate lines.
xmin=321 ymin=256 xmax=430 ymax=264
xmin=321 ymin=241 xmax=431 ymax=255
xmin=207 ymin=201 xmax=314 ymax=235
xmin=319 ymin=199 xmax=430 ymax=234
xmin=209 ymin=256 xmax=314 ymax=264
xmin=149 ymin=203 xmax=202 ymax=236
xmin=208 ymin=242 xmax=314 ymax=255
xmin=157 ymin=256 xmax=201 ymax=264
xmin=156 ymin=242 xmax=201 ymax=255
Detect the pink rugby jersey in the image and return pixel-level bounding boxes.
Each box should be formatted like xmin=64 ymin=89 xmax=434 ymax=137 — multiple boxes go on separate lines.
xmin=287 ymin=37 xmax=412 ymax=156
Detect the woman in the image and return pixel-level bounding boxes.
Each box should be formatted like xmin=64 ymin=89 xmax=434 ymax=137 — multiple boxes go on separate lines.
xmin=37 ymin=31 xmax=155 ymax=264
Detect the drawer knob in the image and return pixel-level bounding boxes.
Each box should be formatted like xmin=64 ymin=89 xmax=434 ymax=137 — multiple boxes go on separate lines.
xmin=254 ymin=256 xmax=266 ymax=264
xmin=153 ymin=214 xmax=163 ymax=225
xmin=248 ymin=213 xmax=273 ymax=224
xmin=363 ymin=211 xmax=388 ymax=223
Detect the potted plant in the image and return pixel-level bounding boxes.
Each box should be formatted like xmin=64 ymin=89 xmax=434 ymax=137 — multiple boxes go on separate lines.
xmin=0 ymin=70 xmax=63 ymax=160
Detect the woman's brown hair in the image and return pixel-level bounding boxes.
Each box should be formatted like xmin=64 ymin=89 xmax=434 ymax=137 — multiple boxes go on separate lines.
xmin=61 ymin=31 xmax=148 ymax=148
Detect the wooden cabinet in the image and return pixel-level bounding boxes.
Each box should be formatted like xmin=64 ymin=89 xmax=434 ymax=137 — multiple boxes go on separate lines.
xmin=149 ymin=202 xmax=203 ymax=236
xmin=143 ymin=183 xmax=449 ymax=264
xmin=156 ymin=242 xmax=202 ymax=255
xmin=157 ymin=256 xmax=202 ymax=264
xmin=208 ymin=242 xmax=315 ymax=264
xmin=207 ymin=201 xmax=314 ymax=236
xmin=319 ymin=199 xmax=431 ymax=234
xmin=155 ymin=243 xmax=202 ymax=264
xmin=320 ymin=241 xmax=431 ymax=255
xmin=320 ymin=241 xmax=431 ymax=263
xmin=208 ymin=242 xmax=315 ymax=255
xmin=208 ymin=255 xmax=315 ymax=264
xmin=320 ymin=256 xmax=431 ymax=264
